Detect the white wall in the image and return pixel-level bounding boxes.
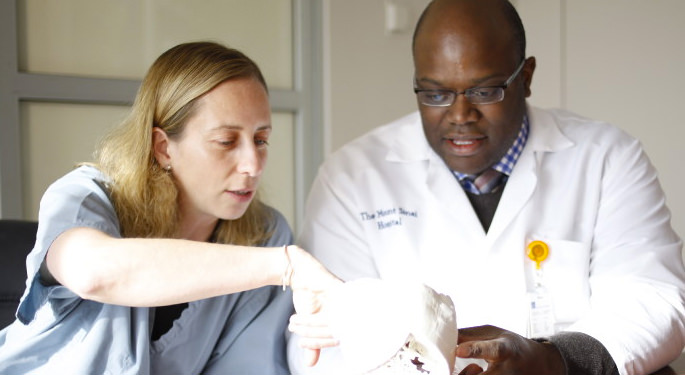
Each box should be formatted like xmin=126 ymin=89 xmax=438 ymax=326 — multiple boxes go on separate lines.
xmin=325 ymin=0 xmax=685 ymax=253
xmin=324 ymin=0 xmax=430 ymax=153
xmin=516 ymin=0 xmax=685 ymax=254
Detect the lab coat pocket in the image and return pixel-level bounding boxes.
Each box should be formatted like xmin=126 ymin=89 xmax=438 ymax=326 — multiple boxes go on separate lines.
xmin=535 ymin=239 xmax=591 ymax=327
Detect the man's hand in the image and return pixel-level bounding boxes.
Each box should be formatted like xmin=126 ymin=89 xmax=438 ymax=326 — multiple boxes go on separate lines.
xmin=455 ymin=325 xmax=566 ymax=375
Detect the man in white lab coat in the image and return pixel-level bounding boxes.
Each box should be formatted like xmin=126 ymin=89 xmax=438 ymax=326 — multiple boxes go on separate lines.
xmin=288 ymin=0 xmax=685 ymax=374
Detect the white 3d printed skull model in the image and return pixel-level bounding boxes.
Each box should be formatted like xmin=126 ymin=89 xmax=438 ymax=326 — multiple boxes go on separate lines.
xmin=326 ymin=278 xmax=458 ymax=374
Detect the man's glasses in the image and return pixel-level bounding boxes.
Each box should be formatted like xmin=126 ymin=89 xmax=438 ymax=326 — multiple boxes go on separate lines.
xmin=413 ymin=59 xmax=526 ymax=106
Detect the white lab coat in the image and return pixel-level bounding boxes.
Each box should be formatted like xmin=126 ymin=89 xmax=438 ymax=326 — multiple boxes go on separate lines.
xmin=288 ymin=106 xmax=685 ymax=375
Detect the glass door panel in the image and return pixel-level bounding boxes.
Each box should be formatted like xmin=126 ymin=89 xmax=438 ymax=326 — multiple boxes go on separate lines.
xmin=18 ymin=0 xmax=293 ymax=89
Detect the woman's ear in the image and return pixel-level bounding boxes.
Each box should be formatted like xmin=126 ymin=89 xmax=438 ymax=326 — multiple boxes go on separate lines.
xmin=152 ymin=127 xmax=171 ymax=168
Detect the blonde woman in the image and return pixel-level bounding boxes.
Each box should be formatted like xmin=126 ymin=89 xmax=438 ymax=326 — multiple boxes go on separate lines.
xmin=0 ymin=42 xmax=339 ymax=374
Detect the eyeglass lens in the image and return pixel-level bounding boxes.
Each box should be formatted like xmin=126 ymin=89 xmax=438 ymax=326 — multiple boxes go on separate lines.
xmin=415 ymin=59 xmax=525 ymax=107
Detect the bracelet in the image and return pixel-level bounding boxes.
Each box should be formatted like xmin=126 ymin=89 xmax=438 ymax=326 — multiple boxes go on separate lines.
xmin=282 ymin=245 xmax=293 ymax=291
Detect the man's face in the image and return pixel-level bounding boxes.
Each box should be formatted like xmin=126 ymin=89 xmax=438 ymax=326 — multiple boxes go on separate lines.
xmin=413 ymin=4 xmax=534 ymax=175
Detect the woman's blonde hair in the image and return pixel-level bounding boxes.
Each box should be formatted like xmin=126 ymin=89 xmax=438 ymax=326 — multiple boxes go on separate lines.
xmin=95 ymin=41 xmax=272 ymax=245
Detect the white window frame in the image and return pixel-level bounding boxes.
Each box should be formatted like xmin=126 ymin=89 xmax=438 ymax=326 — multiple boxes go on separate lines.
xmin=0 ymin=0 xmax=323 ymax=230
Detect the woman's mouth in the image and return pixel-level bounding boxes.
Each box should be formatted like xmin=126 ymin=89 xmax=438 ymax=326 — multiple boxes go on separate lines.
xmin=227 ymin=189 xmax=254 ymax=202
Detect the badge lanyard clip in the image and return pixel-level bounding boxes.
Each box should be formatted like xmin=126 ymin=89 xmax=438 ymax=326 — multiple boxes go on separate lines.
xmin=526 ymin=240 xmax=555 ymax=337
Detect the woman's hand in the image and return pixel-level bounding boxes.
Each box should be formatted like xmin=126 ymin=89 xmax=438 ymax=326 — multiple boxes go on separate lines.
xmin=286 ymin=245 xmax=342 ymax=366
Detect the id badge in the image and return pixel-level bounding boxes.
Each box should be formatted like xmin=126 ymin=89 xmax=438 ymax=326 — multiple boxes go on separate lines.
xmin=527 ymin=285 xmax=555 ymax=337
xmin=526 ymin=240 xmax=556 ymax=338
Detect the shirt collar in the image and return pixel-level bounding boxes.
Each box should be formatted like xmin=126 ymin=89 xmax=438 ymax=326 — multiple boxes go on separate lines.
xmin=453 ymin=115 xmax=530 ymax=182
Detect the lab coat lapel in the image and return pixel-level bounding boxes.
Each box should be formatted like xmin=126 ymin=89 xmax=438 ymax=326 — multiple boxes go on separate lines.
xmin=487 ymin=106 xmax=575 ymax=239
xmin=387 ymin=114 xmax=486 ymax=237
xmin=426 ymin=154 xmax=486 ymax=237
xmin=486 ymin=145 xmax=537 ymax=238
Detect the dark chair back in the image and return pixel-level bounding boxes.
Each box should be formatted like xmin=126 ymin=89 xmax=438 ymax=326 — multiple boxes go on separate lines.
xmin=0 ymin=219 xmax=38 ymax=329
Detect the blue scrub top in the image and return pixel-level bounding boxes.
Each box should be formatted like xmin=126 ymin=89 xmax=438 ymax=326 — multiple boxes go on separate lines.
xmin=0 ymin=165 xmax=294 ymax=374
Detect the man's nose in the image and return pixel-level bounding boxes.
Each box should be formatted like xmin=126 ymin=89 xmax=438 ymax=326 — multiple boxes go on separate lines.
xmin=446 ymin=93 xmax=477 ymax=125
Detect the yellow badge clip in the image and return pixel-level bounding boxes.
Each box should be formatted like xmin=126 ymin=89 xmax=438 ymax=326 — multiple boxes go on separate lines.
xmin=527 ymin=240 xmax=549 ymax=270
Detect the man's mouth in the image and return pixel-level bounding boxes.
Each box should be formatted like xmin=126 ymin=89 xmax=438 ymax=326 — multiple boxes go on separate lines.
xmin=445 ymin=136 xmax=484 ymax=156
xmin=450 ymin=139 xmax=477 ymax=146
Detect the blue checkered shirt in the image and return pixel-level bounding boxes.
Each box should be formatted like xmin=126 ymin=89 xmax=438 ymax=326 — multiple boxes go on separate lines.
xmin=453 ymin=115 xmax=529 ymax=195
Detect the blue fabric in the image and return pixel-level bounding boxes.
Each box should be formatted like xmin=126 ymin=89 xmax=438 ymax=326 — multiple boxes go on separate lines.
xmin=0 ymin=165 xmax=294 ymax=375
xmin=454 ymin=115 xmax=529 ymax=194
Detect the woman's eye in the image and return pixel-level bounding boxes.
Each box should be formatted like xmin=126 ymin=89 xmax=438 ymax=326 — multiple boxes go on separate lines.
xmin=255 ymin=138 xmax=270 ymax=147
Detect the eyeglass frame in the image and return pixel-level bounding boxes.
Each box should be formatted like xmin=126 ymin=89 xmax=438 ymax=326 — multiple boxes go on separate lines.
xmin=413 ymin=59 xmax=527 ymax=106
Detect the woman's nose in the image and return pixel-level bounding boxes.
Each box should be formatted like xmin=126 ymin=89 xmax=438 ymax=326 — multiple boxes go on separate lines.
xmin=236 ymin=144 xmax=264 ymax=177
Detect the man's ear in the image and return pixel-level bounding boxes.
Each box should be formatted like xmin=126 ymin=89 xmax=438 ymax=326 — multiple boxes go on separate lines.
xmin=523 ymin=56 xmax=536 ymax=98
xmin=152 ymin=127 xmax=171 ymax=168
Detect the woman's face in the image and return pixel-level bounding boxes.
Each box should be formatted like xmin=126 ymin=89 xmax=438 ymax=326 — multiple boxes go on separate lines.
xmin=161 ymin=77 xmax=271 ymax=225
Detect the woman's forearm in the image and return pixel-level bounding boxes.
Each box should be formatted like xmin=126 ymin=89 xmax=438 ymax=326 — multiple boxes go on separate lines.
xmin=46 ymin=227 xmax=288 ymax=306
